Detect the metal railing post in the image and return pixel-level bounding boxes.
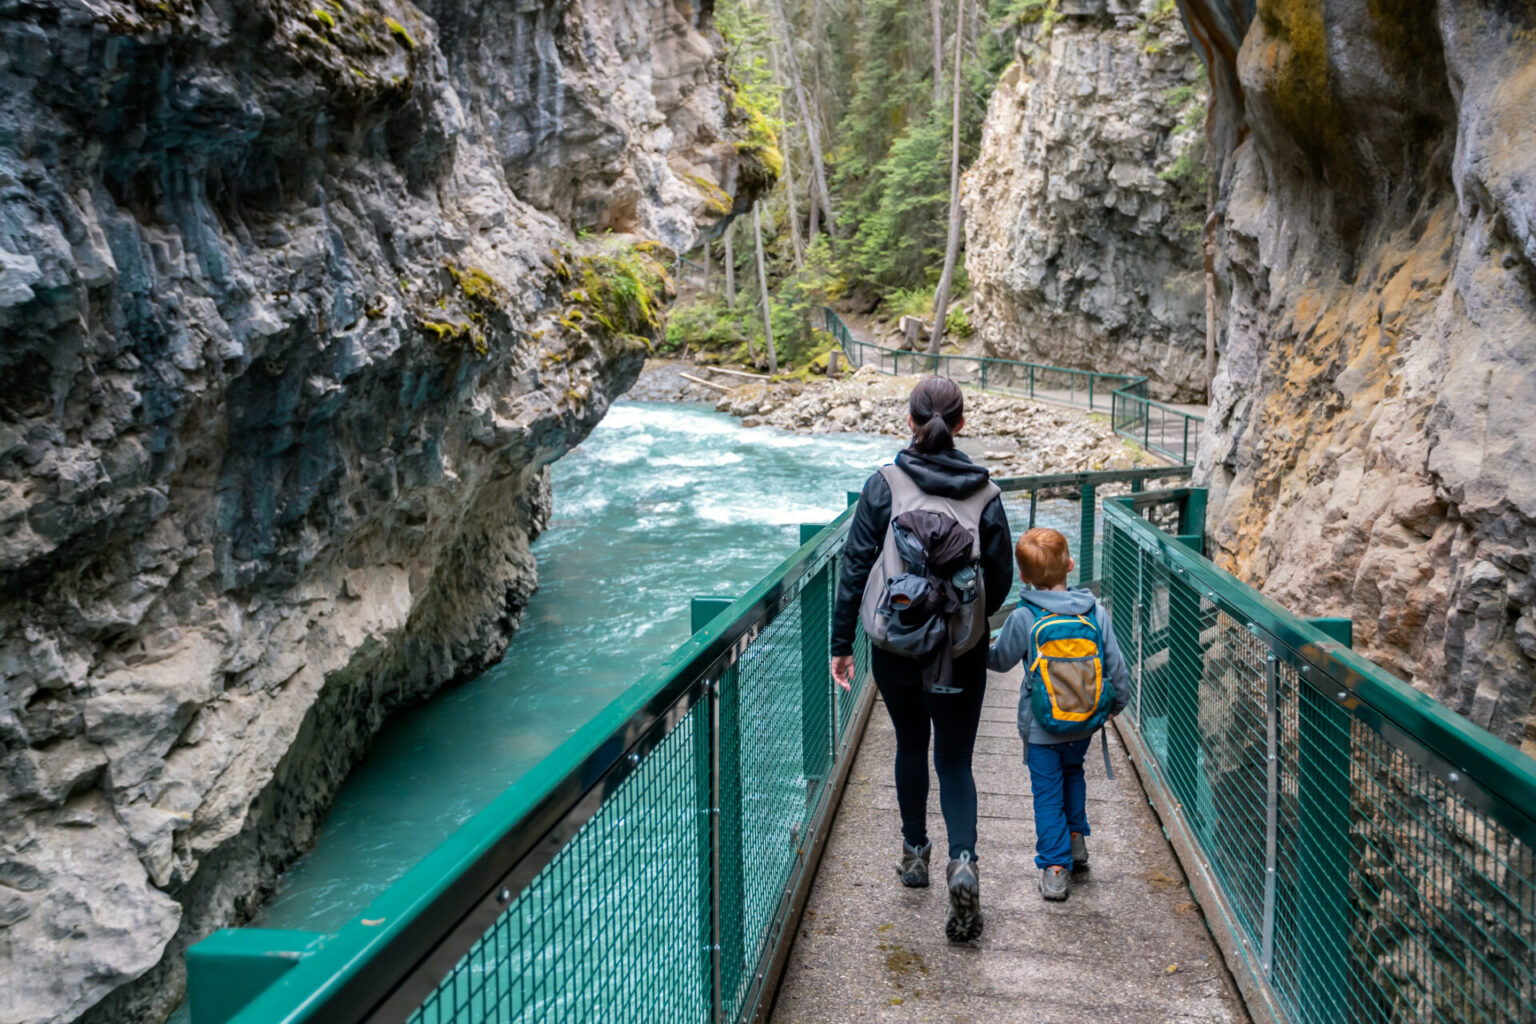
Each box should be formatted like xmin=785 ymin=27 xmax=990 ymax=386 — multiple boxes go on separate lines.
xmin=980 ymin=360 xmax=988 ymax=390
xmin=1078 ymin=483 xmax=1096 ymax=583
xmin=691 ymin=597 xmax=736 ymax=1022
xmin=695 ymin=672 xmax=721 ymax=1023
xmin=1089 ymin=375 xmax=1094 ymax=410
xmin=1029 ymin=364 xmax=1035 ymax=398
xmin=1182 ymin=416 xmax=1191 ymax=464
xmin=1259 ymin=650 xmax=1279 ymax=977
xmin=1283 ymin=617 xmax=1354 ymax=1022
xmin=187 ymin=930 xmax=325 ymax=1024
xmin=798 ymin=529 xmax=833 ymax=796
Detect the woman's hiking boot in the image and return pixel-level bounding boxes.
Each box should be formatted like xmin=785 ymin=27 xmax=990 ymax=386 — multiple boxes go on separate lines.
xmin=944 ymin=852 xmax=983 ymax=942
xmin=1040 ymin=865 xmax=1070 ymax=901
xmin=1070 ymin=832 xmax=1089 ymax=872
xmin=896 ymin=839 xmax=932 ymax=887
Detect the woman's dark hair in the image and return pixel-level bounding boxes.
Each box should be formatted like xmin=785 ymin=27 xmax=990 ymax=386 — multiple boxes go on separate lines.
xmin=908 ymin=376 xmax=964 ymax=453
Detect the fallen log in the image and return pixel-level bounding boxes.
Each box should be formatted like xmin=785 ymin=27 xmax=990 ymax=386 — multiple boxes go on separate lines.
xmin=701 ymin=365 xmax=770 ymax=380
xmin=680 ymin=372 xmax=734 ymax=393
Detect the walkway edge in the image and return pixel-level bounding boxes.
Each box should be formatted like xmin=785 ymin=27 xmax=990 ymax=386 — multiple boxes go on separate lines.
xmin=752 ymin=678 xmax=879 ymax=1024
xmin=1113 ymin=718 xmax=1284 ymax=1024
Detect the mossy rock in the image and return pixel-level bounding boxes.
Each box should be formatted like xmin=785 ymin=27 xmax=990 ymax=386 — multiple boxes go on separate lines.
xmin=726 ymin=78 xmax=782 ymax=207
xmin=417 ymin=317 xmax=486 ymax=355
xmin=559 ymin=243 xmax=673 ymax=356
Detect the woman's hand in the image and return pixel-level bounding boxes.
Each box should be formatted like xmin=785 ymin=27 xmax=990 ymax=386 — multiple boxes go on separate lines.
xmin=830 ymin=655 xmax=855 ymax=691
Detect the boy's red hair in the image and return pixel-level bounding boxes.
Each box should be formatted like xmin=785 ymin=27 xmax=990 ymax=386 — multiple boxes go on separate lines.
xmin=1015 ymin=528 xmax=1072 ymax=588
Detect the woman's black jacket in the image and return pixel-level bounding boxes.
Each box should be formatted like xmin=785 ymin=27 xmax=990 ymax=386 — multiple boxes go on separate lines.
xmin=829 ymin=447 xmax=1013 ymax=657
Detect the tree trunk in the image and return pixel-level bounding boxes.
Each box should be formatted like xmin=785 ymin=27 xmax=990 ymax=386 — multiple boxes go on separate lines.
xmin=769 ymin=39 xmax=805 ymax=267
xmin=752 ymin=202 xmax=779 ymax=375
xmin=807 ymin=169 xmax=820 ymax=239
xmin=724 ymin=221 xmax=736 ymax=308
xmin=931 ymin=0 xmax=944 ymax=107
xmin=771 ymin=0 xmax=837 ymax=236
xmin=785 ymin=139 xmax=805 ymax=266
xmin=927 ymin=0 xmax=968 ymax=357
xmin=1204 ymin=180 xmax=1218 ymax=400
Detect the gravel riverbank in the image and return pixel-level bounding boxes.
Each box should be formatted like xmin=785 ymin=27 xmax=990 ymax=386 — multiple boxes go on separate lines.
xmin=628 ymin=360 xmax=1159 ymax=477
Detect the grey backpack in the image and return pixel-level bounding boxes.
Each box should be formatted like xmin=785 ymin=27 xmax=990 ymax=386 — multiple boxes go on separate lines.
xmin=858 ymin=464 xmax=999 ymax=661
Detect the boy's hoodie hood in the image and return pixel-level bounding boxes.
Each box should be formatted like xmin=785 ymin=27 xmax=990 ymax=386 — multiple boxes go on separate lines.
xmin=894 ymin=447 xmax=991 ymax=498
xmin=1018 ymin=587 xmax=1098 ymax=615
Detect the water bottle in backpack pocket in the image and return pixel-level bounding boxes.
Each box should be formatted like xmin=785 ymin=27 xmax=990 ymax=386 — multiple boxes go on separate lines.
xmin=1028 ymin=612 xmax=1115 ymax=734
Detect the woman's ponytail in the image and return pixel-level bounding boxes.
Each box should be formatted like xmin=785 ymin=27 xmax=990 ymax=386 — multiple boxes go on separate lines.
xmin=907 ymin=377 xmax=964 ymax=454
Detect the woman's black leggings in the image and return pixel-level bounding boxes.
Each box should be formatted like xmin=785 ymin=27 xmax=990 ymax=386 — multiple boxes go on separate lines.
xmin=871 ymin=643 xmax=988 ymax=861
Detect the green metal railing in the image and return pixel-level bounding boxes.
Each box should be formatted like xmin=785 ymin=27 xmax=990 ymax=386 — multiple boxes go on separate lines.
xmin=185 ymin=466 xmax=1189 ymax=1024
xmin=190 ymin=501 xmax=876 ymax=1024
xmin=1103 ymin=490 xmax=1536 ymax=1024
xmin=191 ymin=467 xmax=1536 ymax=1024
xmin=821 ymin=306 xmax=1203 ymax=465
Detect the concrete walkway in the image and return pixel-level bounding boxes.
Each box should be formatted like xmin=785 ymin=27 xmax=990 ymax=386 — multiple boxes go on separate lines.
xmin=770 ymin=664 xmax=1248 ymax=1024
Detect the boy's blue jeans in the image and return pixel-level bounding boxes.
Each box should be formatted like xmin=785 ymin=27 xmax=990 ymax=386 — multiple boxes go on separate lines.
xmin=1026 ymin=738 xmax=1092 ymax=869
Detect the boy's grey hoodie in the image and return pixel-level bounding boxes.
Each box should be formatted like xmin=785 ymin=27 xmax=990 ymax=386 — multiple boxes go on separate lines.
xmin=988 ymin=587 xmax=1131 ymax=745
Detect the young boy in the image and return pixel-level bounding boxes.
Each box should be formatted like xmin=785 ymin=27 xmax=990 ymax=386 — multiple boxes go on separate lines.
xmin=988 ymin=527 xmax=1130 ymax=901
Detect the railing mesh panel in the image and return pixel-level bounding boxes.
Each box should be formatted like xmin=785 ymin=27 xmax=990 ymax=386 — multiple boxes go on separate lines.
xmin=398 ymin=534 xmax=873 ymax=1024
xmin=407 ymin=701 xmax=709 ymax=1024
xmin=1103 ymin=509 xmax=1536 ymax=1024
xmin=726 ymin=572 xmax=810 ymax=1017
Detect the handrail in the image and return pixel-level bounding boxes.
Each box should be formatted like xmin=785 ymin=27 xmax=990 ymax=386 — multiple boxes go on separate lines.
xmin=821 ymin=306 xmax=1204 ymax=465
xmin=1103 ymin=492 xmax=1536 ymax=1024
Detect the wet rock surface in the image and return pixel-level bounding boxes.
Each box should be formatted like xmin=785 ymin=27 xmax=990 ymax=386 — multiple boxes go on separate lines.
xmin=0 ymin=0 xmax=751 ymax=1019
xmin=965 ymin=0 xmax=1209 ymax=402
xmin=1180 ymin=0 xmax=1536 ymax=750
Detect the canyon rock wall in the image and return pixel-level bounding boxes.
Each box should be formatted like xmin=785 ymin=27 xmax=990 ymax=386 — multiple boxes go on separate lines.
xmin=964 ymin=0 xmax=1209 ymax=402
xmin=0 ymin=0 xmax=754 ymax=1020
xmin=1181 ymin=0 xmax=1536 ymax=749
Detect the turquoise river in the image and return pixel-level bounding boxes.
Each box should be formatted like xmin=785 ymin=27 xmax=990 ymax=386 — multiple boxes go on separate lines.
xmin=254 ymin=401 xmax=895 ymax=933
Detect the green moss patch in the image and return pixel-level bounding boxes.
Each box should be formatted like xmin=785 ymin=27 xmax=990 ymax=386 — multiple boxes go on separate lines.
xmin=417 ymin=317 xmax=486 ymax=355
xmin=560 ymin=244 xmax=673 ymax=355
xmin=385 ymin=17 xmax=415 ymax=49
xmin=687 ymin=174 xmax=734 ymax=216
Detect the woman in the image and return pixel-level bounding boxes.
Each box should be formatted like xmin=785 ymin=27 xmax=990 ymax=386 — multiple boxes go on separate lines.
xmin=829 ymin=377 xmax=1013 ymax=943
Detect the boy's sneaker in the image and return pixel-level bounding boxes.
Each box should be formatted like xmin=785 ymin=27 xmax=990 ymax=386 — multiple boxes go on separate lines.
xmin=945 ymin=852 xmax=984 ymax=942
xmin=1070 ymin=832 xmax=1089 ymax=872
xmin=1040 ymin=865 xmax=1070 ymax=901
xmin=895 ymin=839 xmax=932 ymax=888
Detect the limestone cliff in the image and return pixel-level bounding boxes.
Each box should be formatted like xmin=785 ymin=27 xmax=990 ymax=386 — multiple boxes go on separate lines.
xmin=0 ymin=0 xmax=758 ymax=1019
xmin=964 ymin=0 xmax=1209 ymax=402
xmin=1180 ymin=0 xmax=1536 ymax=749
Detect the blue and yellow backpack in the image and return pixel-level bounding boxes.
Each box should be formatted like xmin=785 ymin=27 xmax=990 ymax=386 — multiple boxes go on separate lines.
xmin=1027 ymin=611 xmax=1115 ymax=734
